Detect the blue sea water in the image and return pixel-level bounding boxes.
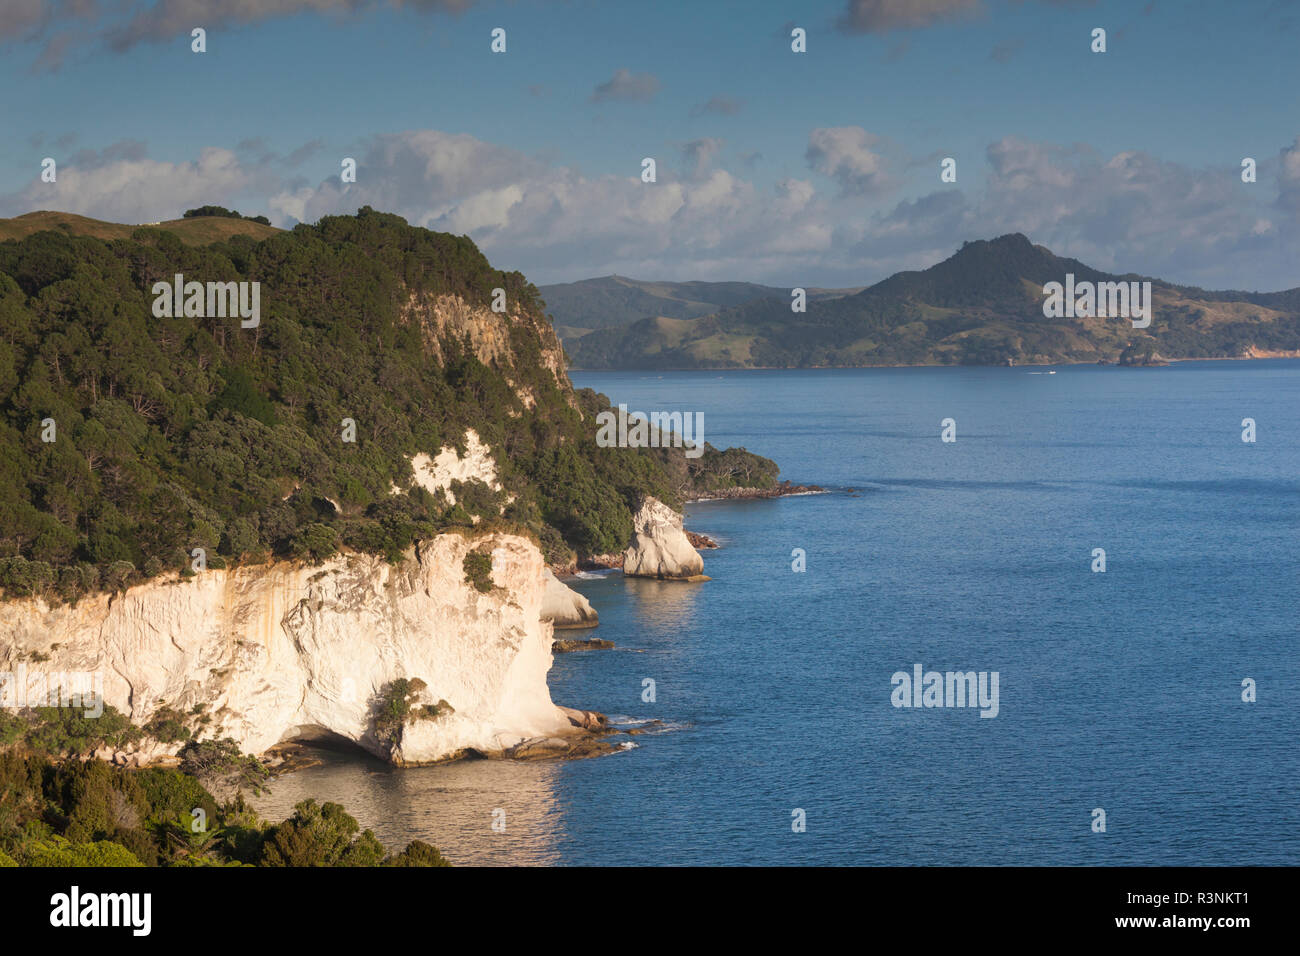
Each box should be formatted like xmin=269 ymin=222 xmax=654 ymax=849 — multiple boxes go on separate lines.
xmin=254 ymin=361 xmax=1300 ymax=865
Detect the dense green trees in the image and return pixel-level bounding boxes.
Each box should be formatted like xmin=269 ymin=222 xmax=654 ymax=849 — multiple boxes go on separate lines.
xmin=183 ymin=206 xmax=271 ymax=225
xmin=0 ymin=749 xmax=452 ymax=867
xmin=0 ymin=209 xmax=776 ymax=601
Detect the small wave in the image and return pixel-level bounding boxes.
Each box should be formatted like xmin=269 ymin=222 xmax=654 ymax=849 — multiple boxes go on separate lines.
xmin=606 ymin=714 xmax=651 ymax=726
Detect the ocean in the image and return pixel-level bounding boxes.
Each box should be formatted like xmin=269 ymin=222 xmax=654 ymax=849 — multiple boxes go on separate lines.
xmin=253 ymin=361 xmax=1300 ymax=865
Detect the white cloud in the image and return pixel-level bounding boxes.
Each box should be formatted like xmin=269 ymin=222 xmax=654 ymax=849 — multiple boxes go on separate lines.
xmin=806 ymin=127 xmax=898 ymax=197
xmin=4 ymin=128 xmax=1300 ymax=291
xmin=6 ymin=145 xmax=265 ymax=224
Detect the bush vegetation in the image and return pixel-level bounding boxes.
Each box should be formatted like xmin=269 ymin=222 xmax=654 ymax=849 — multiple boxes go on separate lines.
xmin=0 ymin=747 xmax=451 ymax=867
xmin=0 ymin=208 xmax=776 ymax=603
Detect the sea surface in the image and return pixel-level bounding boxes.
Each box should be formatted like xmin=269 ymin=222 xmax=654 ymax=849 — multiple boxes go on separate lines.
xmin=254 ymin=361 xmax=1300 ymax=865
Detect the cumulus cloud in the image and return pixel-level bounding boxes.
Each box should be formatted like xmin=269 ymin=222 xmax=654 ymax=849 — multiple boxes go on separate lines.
xmin=104 ymin=0 xmax=474 ymax=51
xmin=681 ymin=138 xmax=725 ymax=178
xmin=4 ymin=127 xmax=1299 ymax=290
xmin=0 ymin=0 xmax=45 ymax=39
xmin=836 ymin=0 xmax=981 ymax=34
xmin=862 ymin=134 xmax=1300 ymax=290
xmin=2 ymin=143 xmax=273 ymax=224
xmin=806 ymin=127 xmax=898 ymax=197
xmin=589 ymin=68 xmax=660 ymax=104
xmin=2 ymin=0 xmax=476 ymax=67
xmin=836 ymin=0 xmax=1097 ymax=35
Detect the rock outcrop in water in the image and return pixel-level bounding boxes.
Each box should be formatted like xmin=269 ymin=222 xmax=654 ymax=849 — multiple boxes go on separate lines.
xmin=622 ymin=497 xmax=706 ymax=580
xmin=540 ymin=569 xmax=599 ymax=629
xmin=0 ymin=533 xmax=588 ymax=766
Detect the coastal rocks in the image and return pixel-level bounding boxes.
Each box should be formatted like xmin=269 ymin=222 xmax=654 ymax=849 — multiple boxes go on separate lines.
xmin=685 ymin=531 xmax=718 ymax=549
xmin=503 ymin=734 xmax=617 ymax=760
xmin=504 ymin=706 xmax=615 ymax=759
xmin=558 ymin=705 xmax=608 ymax=731
xmin=0 ymin=533 xmax=589 ymax=766
xmin=552 ymin=638 xmax=615 ymax=653
xmin=1118 ymin=342 xmax=1170 ymax=366
xmin=689 ymin=480 xmax=823 ymax=501
xmin=622 ymin=497 xmax=706 ymax=581
xmin=540 ymin=569 xmax=599 ymax=629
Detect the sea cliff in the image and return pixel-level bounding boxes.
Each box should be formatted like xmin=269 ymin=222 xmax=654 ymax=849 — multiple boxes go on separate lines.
xmin=0 ymin=533 xmax=587 ymax=766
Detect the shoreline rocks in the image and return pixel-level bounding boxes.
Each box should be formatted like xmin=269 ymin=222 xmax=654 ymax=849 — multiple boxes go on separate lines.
xmin=685 ymin=530 xmax=718 ymax=549
xmin=688 ymin=479 xmax=824 ymax=502
xmin=553 ymin=637 xmax=615 ymax=653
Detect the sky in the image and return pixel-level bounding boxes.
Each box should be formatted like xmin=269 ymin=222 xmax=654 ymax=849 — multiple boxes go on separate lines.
xmin=2 ymin=0 xmax=1299 ymax=290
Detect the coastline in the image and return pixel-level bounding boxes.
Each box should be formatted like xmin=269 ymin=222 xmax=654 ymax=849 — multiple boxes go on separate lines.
xmin=687 ymin=480 xmax=825 ymax=503
xmin=567 ymin=353 xmax=1300 ymax=373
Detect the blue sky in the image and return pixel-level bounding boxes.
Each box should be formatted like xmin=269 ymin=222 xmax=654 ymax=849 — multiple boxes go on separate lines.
xmin=2 ymin=0 xmax=1299 ymax=289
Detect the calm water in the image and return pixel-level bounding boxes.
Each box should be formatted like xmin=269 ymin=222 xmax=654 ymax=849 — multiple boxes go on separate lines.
xmin=255 ymin=361 xmax=1300 ymax=865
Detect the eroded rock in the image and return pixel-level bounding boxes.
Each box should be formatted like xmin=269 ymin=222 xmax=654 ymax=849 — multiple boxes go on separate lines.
xmin=622 ymin=497 xmax=706 ymax=580
xmin=540 ymin=569 xmax=599 ymax=629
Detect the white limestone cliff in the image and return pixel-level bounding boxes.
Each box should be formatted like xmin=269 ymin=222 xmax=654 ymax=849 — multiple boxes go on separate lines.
xmin=0 ymin=533 xmax=582 ymax=766
xmin=622 ymin=497 xmax=706 ymax=580
xmin=540 ymin=569 xmax=599 ymax=629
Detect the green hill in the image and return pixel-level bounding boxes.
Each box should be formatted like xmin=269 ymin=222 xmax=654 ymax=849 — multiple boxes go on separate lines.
xmin=0 ymin=210 xmax=281 ymax=246
xmin=564 ymin=235 xmax=1300 ymax=368
xmin=0 ymin=208 xmax=776 ymax=602
xmin=538 ymin=275 xmax=863 ymax=345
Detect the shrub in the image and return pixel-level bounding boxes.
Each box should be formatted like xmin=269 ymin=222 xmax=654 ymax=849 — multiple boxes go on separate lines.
xmin=373 ymin=679 xmax=413 ymax=745
xmin=289 ymin=523 xmax=341 ymax=563
xmin=259 ymin=799 xmax=386 ymax=867
xmin=462 ymin=550 xmax=493 ymax=593
xmin=385 ymin=839 xmax=452 ymax=867
xmin=144 ymin=707 xmax=192 ymax=744
xmin=176 ymin=738 xmax=270 ymax=795
xmin=24 ymin=704 xmax=140 ymax=756
xmin=20 ymin=835 xmax=144 ymax=867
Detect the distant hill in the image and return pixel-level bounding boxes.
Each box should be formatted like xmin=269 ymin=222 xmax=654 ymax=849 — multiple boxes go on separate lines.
xmin=0 ymin=210 xmax=281 ymax=246
xmin=539 ymin=275 xmax=863 ymax=341
xmin=564 ymin=234 xmax=1300 ymax=369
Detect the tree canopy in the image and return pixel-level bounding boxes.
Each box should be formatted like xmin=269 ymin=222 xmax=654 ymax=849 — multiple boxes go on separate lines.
xmin=0 ymin=208 xmax=776 ymax=601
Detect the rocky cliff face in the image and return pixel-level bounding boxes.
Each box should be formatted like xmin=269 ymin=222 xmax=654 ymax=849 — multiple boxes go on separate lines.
xmin=0 ymin=533 xmax=581 ymax=765
xmin=402 ymin=291 xmax=569 ymax=406
xmin=623 ymin=497 xmax=706 ymax=580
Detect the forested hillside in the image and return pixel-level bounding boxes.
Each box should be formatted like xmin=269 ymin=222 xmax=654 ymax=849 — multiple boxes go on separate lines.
xmin=0 ymin=208 xmax=776 ymax=602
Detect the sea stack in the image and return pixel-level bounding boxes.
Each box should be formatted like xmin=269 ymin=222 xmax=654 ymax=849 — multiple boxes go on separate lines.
xmin=622 ymin=497 xmax=707 ymax=580
xmin=540 ymin=569 xmax=599 ymax=629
